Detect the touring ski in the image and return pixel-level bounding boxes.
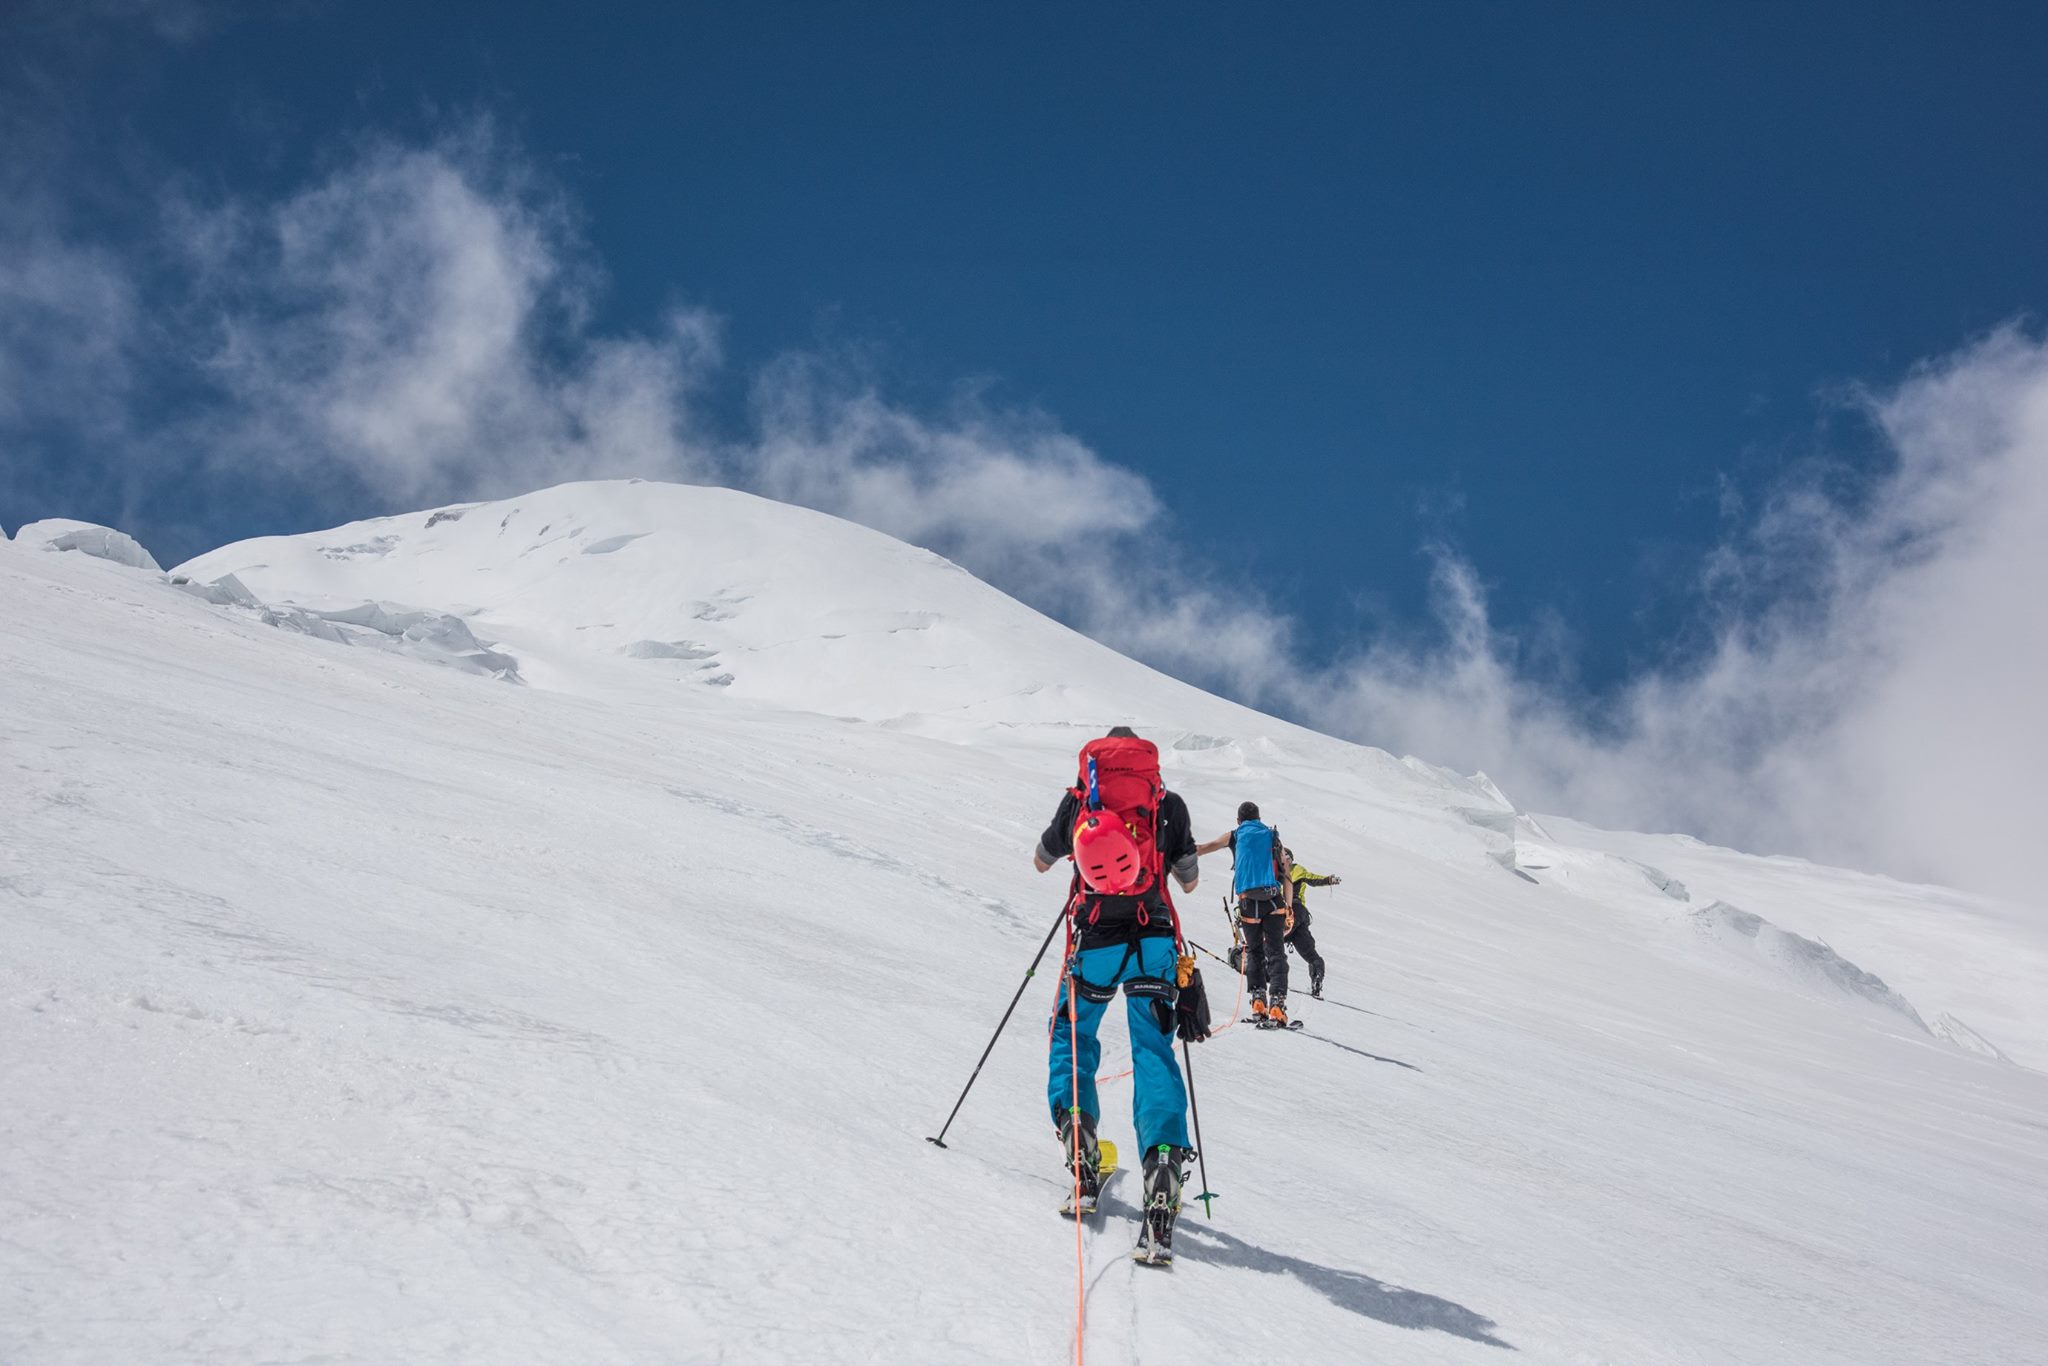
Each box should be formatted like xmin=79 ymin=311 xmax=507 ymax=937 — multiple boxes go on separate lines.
xmin=1058 ymin=1138 xmax=1118 ymax=1218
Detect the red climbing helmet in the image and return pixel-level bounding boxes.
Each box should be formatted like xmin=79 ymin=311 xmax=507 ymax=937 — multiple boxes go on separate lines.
xmin=1073 ymin=812 xmax=1144 ymax=893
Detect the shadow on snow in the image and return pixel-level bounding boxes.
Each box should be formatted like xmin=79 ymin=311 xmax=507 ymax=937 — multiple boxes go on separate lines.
xmin=1097 ymin=1197 xmax=1511 ymax=1348
xmin=1297 ymin=1030 xmax=1421 ymax=1071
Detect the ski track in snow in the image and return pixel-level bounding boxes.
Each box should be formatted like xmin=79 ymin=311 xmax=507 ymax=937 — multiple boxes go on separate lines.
xmin=4 ymin=485 xmax=2047 ymax=1366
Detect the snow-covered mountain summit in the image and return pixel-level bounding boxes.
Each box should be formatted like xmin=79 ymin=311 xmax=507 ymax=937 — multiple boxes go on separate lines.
xmin=176 ymin=479 xmax=1234 ymax=731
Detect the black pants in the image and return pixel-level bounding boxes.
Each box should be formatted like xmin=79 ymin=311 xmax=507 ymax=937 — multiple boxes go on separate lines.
xmin=1286 ymin=916 xmax=1323 ymax=977
xmin=1239 ymin=896 xmax=1290 ymax=1003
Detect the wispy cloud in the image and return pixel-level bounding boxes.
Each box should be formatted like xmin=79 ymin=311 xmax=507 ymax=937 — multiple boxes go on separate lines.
xmin=5 ymin=0 xmax=229 ymax=47
xmin=166 ymin=125 xmax=722 ymax=505
xmin=0 ymin=236 xmax=138 ymax=435
xmin=748 ymin=351 xmax=1160 ymax=560
xmin=3 ymin=119 xmax=2042 ymax=905
xmin=42 ymin=123 xmax=1134 ymax=574
xmin=1288 ymin=329 xmax=2048 ymax=903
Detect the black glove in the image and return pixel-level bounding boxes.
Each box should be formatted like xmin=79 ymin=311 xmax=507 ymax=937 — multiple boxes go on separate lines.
xmin=1174 ymin=962 xmax=1212 ymax=1042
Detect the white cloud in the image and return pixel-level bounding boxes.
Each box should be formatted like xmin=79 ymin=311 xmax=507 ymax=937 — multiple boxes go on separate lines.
xmin=5 ymin=120 xmax=2042 ymax=906
xmin=146 ymin=126 xmax=1152 ymax=579
xmin=177 ymin=128 xmax=722 ymax=504
xmin=748 ymin=353 xmax=1159 ymax=562
xmin=1798 ymin=331 xmax=2048 ymax=893
xmin=1293 ymin=328 xmax=2048 ymax=904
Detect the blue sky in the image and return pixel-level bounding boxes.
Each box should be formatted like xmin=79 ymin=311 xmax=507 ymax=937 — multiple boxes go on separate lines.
xmin=5 ymin=2 xmax=2047 ymax=898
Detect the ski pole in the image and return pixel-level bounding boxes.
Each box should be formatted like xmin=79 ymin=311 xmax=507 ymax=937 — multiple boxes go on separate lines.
xmin=1182 ymin=1038 xmax=1218 ymax=1217
xmin=927 ymin=908 xmax=1068 ymax=1149
xmin=1182 ymin=938 xmax=1236 ymax=972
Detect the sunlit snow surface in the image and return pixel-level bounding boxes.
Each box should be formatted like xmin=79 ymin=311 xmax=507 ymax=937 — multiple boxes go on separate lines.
xmin=5 ymin=482 xmax=2046 ymax=1365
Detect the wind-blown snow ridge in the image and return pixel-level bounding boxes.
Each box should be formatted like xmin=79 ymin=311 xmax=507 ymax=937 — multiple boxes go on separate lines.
xmin=1686 ymin=900 xmax=1929 ymax=1028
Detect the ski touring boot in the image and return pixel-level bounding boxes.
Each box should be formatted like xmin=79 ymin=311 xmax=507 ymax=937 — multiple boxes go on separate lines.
xmin=1249 ymin=992 xmax=1270 ymax=1022
xmin=1309 ymin=964 xmax=1325 ymax=1000
xmin=1134 ymin=1144 xmax=1191 ymax=1267
xmin=1057 ymin=1110 xmax=1103 ymax=1218
xmin=1257 ymin=998 xmax=1299 ymax=1030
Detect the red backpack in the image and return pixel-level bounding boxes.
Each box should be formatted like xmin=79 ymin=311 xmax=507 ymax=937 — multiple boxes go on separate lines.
xmin=1068 ymin=735 xmax=1165 ymax=897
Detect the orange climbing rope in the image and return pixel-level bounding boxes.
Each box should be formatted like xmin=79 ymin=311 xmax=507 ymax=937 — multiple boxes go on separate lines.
xmin=1065 ymin=964 xmax=1086 ymax=1366
xmin=1094 ymin=948 xmax=1246 ymax=1089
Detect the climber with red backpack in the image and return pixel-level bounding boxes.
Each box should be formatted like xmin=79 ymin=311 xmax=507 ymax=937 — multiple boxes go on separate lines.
xmin=1033 ymin=726 xmax=1206 ymax=1264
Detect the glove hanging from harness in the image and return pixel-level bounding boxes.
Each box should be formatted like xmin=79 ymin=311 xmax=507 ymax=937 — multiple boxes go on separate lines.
xmin=1173 ymin=953 xmax=1212 ymax=1042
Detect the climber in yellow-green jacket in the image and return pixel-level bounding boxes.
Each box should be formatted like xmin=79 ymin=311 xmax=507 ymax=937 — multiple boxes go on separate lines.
xmin=1283 ymin=847 xmax=1340 ymax=999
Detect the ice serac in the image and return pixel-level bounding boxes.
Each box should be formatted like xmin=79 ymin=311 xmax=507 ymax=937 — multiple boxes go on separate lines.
xmin=168 ymin=571 xmax=262 ymax=609
xmin=13 ymin=518 xmax=163 ymax=572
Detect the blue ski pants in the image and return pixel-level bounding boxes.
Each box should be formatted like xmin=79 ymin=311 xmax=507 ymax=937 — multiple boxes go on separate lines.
xmin=1047 ymin=937 xmax=1191 ymax=1153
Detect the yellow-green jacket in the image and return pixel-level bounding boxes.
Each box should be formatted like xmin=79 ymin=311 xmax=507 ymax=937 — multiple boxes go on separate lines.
xmin=1289 ymin=862 xmax=1338 ymax=912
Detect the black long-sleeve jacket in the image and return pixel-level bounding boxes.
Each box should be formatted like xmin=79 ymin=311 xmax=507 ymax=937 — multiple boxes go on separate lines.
xmin=1036 ymin=789 xmax=1198 ymax=946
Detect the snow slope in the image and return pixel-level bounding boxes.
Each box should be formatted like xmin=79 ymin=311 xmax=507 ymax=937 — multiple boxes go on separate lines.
xmin=6 ymin=483 xmax=2047 ymax=1365
xmin=1551 ymin=816 xmax=2048 ymax=1068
